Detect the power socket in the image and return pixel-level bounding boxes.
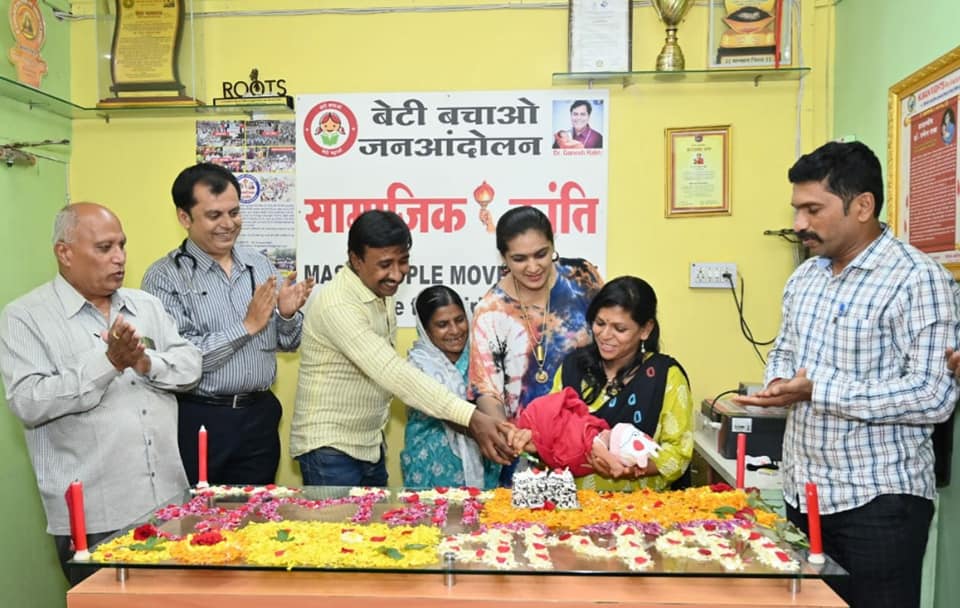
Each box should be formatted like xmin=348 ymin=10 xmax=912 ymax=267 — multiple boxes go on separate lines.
xmin=690 ymin=262 xmax=737 ymax=289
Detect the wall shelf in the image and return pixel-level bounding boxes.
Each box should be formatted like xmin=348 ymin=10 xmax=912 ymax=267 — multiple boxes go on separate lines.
xmin=0 ymin=75 xmax=293 ymax=121
xmin=552 ymin=66 xmax=811 ymax=88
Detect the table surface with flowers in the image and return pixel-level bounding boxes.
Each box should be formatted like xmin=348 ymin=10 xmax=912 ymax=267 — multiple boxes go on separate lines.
xmin=67 ymin=483 xmax=847 ymax=607
xmin=75 ymin=484 xmax=834 ymax=575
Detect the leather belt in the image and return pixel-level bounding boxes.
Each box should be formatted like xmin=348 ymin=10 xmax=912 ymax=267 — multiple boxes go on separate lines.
xmin=182 ymin=391 xmax=270 ymax=409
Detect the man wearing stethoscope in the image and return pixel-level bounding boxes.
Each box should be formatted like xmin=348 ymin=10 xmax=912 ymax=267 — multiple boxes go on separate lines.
xmin=142 ymin=163 xmax=314 ymax=485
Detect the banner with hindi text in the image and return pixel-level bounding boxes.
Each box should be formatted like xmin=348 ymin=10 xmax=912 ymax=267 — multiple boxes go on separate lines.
xmin=296 ymin=90 xmax=609 ymax=326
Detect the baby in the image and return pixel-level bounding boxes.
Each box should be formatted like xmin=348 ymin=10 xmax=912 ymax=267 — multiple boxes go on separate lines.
xmin=499 ymin=387 xmax=660 ymax=478
xmin=554 ymin=130 xmax=585 ymax=149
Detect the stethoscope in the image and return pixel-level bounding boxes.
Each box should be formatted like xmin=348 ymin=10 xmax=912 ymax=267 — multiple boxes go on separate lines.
xmin=172 ymin=238 xmax=256 ymax=298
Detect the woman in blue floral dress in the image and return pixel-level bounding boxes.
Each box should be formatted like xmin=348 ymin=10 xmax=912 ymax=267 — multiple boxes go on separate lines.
xmin=469 ymin=206 xmax=603 ymax=485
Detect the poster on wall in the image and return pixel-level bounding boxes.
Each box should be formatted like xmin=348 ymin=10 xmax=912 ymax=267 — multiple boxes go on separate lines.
xmin=889 ymin=45 xmax=960 ymax=277
xmin=296 ymin=90 xmax=609 ymax=327
xmin=196 ymin=119 xmax=297 ymax=274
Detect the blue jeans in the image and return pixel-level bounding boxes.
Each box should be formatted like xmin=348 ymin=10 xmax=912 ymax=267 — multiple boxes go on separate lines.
xmin=297 ymin=445 xmax=388 ymax=487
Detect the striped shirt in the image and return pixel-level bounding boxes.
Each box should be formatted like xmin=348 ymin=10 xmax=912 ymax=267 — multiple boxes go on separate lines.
xmin=291 ymin=266 xmax=475 ymax=462
xmin=0 ymin=275 xmax=200 ymax=534
xmin=141 ymin=238 xmax=302 ymax=395
xmin=766 ymin=227 xmax=960 ymax=514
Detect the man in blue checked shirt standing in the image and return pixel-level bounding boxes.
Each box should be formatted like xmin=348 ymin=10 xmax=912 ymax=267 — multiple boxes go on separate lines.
xmin=735 ymin=141 xmax=959 ymax=608
xmin=143 ymin=163 xmax=314 ymax=486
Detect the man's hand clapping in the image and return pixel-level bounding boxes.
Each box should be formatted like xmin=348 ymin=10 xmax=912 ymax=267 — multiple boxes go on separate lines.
xmin=732 ymin=369 xmax=813 ymax=408
xmin=277 ymin=271 xmax=315 ymax=318
xmin=243 ymin=276 xmax=278 ymax=335
xmin=946 ymin=348 xmax=960 ymax=378
xmin=103 ymin=313 xmax=150 ymax=374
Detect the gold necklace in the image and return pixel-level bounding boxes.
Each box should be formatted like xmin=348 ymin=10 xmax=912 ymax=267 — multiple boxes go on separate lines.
xmin=513 ymin=274 xmax=551 ymax=384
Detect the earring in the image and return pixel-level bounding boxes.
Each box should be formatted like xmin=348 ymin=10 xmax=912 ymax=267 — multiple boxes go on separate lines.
xmin=640 ymin=341 xmax=646 ymax=355
xmin=551 ymin=251 xmax=560 ymax=262
xmin=499 ymin=264 xmax=508 ymax=276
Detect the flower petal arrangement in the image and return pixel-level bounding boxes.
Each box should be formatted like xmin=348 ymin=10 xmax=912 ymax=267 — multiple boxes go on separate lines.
xmin=89 ymin=483 xmax=803 ymax=574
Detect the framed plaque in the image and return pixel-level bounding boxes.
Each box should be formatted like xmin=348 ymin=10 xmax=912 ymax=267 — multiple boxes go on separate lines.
xmin=96 ymin=0 xmax=202 ymax=106
xmin=568 ymin=0 xmax=631 ymax=73
xmin=665 ymin=125 xmax=731 ymax=217
xmin=708 ymin=0 xmax=792 ymax=68
xmin=8 ymin=0 xmax=48 ymax=88
xmin=889 ymin=45 xmax=960 ymax=277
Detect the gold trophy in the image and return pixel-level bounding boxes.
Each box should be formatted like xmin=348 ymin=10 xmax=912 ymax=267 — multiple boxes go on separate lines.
xmin=651 ymin=0 xmax=695 ymax=71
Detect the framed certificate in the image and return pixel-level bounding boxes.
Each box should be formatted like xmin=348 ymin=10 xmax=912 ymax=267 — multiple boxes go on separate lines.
xmin=568 ymin=0 xmax=631 ymax=73
xmin=95 ymin=0 xmax=204 ymax=107
xmin=889 ymin=45 xmax=960 ymax=277
xmin=110 ymin=0 xmax=184 ymax=94
xmin=665 ymin=125 xmax=731 ymax=217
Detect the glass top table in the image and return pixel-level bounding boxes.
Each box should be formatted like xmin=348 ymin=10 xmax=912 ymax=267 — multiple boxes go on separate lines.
xmin=73 ymin=484 xmax=845 ymax=581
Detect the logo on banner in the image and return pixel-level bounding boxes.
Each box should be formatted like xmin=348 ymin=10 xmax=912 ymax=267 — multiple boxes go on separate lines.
xmin=303 ymin=101 xmax=358 ymax=158
xmin=236 ymin=173 xmax=261 ymax=204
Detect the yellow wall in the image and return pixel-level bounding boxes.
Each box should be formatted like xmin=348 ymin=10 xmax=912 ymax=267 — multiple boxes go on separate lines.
xmin=67 ymin=0 xmax=835 ymax=486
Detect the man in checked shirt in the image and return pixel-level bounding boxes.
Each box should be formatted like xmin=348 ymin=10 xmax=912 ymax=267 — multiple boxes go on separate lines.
xmin=735 ymin=141 xmax=959 ymax=608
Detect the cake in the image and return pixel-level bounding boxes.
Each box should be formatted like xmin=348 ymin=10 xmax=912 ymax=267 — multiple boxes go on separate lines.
xmin=511 ymin=468 xmax=580 ymax=510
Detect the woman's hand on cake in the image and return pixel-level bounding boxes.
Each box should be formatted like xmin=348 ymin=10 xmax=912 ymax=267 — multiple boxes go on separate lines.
xmin=497 ymin=421 xmax=535 ymax=454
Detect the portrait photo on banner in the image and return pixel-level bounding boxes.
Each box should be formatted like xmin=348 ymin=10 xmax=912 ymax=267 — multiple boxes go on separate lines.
xmin=551 ymin=98 xmax=606 ymax=151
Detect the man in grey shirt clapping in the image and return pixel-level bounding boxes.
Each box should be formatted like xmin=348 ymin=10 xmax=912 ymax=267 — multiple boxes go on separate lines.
xmin=0 ymin=203 xmax=201 ymax=584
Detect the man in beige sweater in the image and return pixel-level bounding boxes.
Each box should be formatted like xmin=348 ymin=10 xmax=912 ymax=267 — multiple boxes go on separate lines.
xmin=291 ymin=210 xmax=512 ymax=486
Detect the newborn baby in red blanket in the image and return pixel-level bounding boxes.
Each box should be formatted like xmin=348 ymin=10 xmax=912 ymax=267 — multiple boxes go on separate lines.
xmin=499 ymin=387 xmax=660 ymax=477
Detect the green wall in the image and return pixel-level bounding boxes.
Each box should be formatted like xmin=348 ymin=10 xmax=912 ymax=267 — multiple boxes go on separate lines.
xmin=1 ymin=1 xmax=72 ymax=607
xmin=834 ymin=1 xmax=960 ymax=170
xmin=834 ymin=2 xmax=960 ymax=607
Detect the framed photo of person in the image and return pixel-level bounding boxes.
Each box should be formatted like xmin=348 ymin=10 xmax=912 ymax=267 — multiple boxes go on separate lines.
xmin=888 ymin=45 xmax=960 ymax=278
xmin=568 ymin=0 xmax=632 ymax=73
xmin=665 ymin=125 xmax=731 ymax=217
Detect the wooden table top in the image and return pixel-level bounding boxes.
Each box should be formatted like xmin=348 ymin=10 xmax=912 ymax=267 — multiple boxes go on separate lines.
xmin=68 ymin=567 xmax=846 ymax=608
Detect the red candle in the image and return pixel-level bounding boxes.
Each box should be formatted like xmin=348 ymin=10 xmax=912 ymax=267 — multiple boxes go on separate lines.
xmin=735 ymin=433 xmax=746 ymax=489
xmin=198 ymin=425 xmax=209 ymax=487
xmin=64 ymin=480 xmax=90 ymax=559
xmin=805 ymin=482 xmax=825 ymax=563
